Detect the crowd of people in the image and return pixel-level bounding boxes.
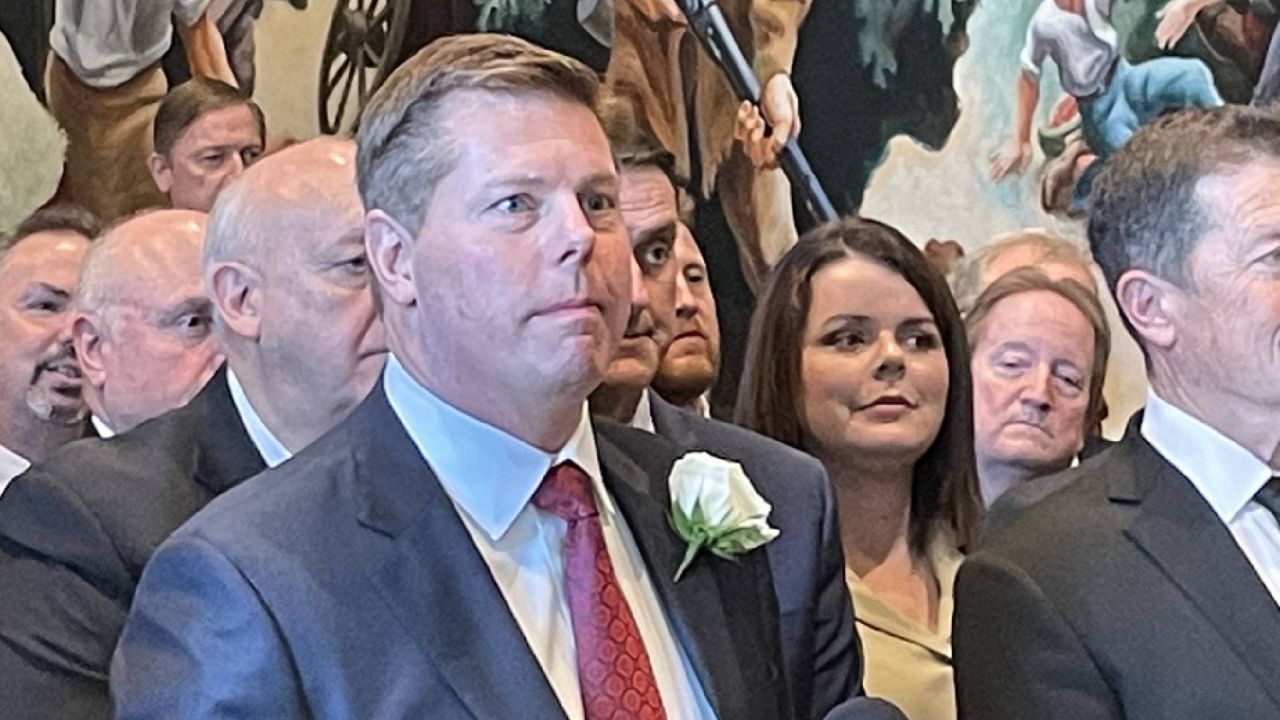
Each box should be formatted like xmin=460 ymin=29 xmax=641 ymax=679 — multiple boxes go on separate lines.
xmin=0 ymin=28 xmax=1278 ymax=720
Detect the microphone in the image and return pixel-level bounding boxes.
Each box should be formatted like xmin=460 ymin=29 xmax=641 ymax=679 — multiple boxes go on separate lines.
xmin=674 ymin=0 xmax=840 ymax=224
xmin=822 ymin=697 xmax=909 ymax=720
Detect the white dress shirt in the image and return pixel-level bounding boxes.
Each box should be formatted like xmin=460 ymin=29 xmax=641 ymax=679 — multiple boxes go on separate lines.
xmin=227 ymin=369 xmax=291 ymax=468
xmin=1021 ymin=0 xmax=1118 ymax=97
xmin=0 ymin=442 xmax=30 ymax=496
xmin=1142 ymin=389 xmax=1280 ymax=607
xmin=629 ymin=389 xmax=657 ymax=434
xmin=90 ymin=415 xmax=116 ymax=439
xmin=383 ymin=355 xmax=715 ymax=720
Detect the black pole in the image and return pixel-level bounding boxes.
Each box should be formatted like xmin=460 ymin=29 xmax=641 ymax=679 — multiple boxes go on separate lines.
xmin=676 ymin=0 xmax=839 ymax=224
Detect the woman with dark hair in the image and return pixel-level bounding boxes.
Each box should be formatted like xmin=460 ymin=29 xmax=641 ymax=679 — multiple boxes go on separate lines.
xmin=738 ymin=217 xmax=981 ymax=720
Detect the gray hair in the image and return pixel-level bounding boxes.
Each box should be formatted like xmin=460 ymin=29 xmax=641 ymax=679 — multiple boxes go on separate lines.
xmin=1088 ymin=105 xmax=1280 ymax=294
xmin=948 ymin=229 xmax=1096 ymax=315
xmin=355 ymin=33 xmax=601 ymax=238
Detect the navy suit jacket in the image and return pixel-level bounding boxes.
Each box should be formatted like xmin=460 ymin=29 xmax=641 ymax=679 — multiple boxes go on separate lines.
xmin=649 ymin=395 xmax=865 ymax=720
xmin=112 ymin=386 xmax=794 ymax=719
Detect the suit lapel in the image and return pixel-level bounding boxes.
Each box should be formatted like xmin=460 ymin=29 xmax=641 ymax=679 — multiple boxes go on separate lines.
xmin=352 ymin=389 xmax=566 ymax=720
xmin=649 ymin=394 xmax=700 ymax=449
xmin=1115 ymin=438 xmax=1280 ymax=710
xmin=596 ymin=429 xmax=757 ymax=720
xmin=187 ymin=367 xmax=267 ymax=494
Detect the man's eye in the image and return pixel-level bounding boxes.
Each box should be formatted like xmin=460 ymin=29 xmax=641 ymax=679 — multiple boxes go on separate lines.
xmin=177 ymin=313 xmax=212 ymax=336
xmin=27 ymin=299 xmax=64 ymax=313
xmin=638 ymin=242 xmax=672 ymax=271
xmin=582 ymin=192 xmax=617 ymax=213
xmin=241 ymin=147 xmax=263 ymax=165
xmin=492 ymin=195 xmax=535 ymax=214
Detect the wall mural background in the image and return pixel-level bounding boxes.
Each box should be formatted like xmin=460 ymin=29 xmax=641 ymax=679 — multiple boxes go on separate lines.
xmin=11 ymin=0 xmax=1265 ymax=433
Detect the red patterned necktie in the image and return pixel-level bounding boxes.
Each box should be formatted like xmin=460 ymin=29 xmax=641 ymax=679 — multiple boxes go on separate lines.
xmin=532 ymin=462 xmax=668 ymax=720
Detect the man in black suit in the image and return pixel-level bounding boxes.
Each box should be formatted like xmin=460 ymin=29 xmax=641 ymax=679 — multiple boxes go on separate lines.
xmin=0 ymin=137 xmax=387 ymax=719
xmin=953 ymin=106 xmax=1280 ymax=719
xmin=589 ymin=101 xmax=870 ymax=720
xmin=112 ymin=34 xmax=794 ymax=719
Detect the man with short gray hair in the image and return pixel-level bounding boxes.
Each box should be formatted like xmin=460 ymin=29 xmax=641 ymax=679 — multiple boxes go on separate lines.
xmin=0 ymin=137 xmax=385 ymax=719
xmin=114 ymin=34 xmax=794 ymax=720
xmin=71 ymin=209 xmax=222 ymax=436
xmin=955 ymin=105 xmax=1280 ymax=720
xmin=947 ymin=228 xmax=1097 ymax=316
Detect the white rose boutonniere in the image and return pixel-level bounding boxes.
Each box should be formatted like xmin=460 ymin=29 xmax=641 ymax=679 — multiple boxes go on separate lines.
xmin=667 ymin=452 xmax=780 ymax=582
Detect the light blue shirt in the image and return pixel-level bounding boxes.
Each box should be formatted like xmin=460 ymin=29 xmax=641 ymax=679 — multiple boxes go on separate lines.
xmin=1142 ymin=389 xmax=1280 ymax=606
xmin=227 ymin=368 xmax=291 ymax=469
xmin=382 ymin=354 xmax=715 ymax=720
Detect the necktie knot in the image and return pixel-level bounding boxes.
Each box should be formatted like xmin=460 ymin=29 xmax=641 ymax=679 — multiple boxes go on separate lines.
xmin=1256 ymin=476 xmax=1280 ymax=520
xmin=533 ymin=462 xmax=598 ymax=522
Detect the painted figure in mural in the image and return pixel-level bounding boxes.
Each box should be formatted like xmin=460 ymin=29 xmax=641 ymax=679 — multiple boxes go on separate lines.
xmin=604 ymin=0 xmax=807 ymax=291
xmin=989 ymin=0 xmax=1223 ymax=213
xmin=792 ymin=0 xmax=978 ymax=213
xmin=1155 ymin=0 xmax=1280 ymax=105
xmin=46 ymin=0 xmax=237 ymax=224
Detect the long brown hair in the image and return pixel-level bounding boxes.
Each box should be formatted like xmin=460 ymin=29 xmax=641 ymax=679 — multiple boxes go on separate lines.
xmin=736 ymin=217 xmax=982 ymax=554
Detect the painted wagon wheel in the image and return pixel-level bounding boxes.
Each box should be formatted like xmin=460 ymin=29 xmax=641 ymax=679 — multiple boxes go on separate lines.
xmin=318 ymin=0 xmax=410 ymax=134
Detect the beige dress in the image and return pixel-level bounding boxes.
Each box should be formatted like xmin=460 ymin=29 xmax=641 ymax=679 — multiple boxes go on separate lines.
xmin=845 ymin=534 xmax=963 ymax=720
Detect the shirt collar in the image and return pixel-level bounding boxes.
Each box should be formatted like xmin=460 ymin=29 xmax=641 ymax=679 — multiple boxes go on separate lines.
xmin=226 ymin=368 xmax=292 ymax=468
xmin=90 ymin=415 xmax=115 ymax=439
xmin=382 ymin=353 xmax=609 ymax=542
xmin=1141 ymin=388 xmax=1274 ymax=523
xmin=0 ymin=442 xmax=30 ymax=488
xmin=629 ymin=390 xmax=656 ymax=434
xmin=692 ymin=393 xmax=711 ymax=419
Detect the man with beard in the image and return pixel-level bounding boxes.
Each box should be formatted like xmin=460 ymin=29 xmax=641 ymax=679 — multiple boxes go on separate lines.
xmin=652 ymin=224 xmax=721 ymax=417
xmin=0 ymin=138 xmax=386 ymax=719
xmin=0 ymin=206 xmax=98 ymax=491
xmin=589 ymin=99 xmax=872 ymax=720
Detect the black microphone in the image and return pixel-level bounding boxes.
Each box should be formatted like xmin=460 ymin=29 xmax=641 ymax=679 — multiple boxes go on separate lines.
xmin=822 ymin=697 xmax=909 ymax=720
xmin=674 ymin=0 xmax=840 ymax=224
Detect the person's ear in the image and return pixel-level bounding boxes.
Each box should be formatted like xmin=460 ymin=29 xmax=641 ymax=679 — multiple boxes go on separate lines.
xmin=147 ymin=152 xmax=174 ymax=194
xmin=71 ymin=313 xmax=108 ymax=389
xmin=207 ymin=261 xmax=264 ymax=341
xmin=1115 ymin=268 xmax=1181 ymax=351
xmin=365 ymin=209 xmax=418 ymax=309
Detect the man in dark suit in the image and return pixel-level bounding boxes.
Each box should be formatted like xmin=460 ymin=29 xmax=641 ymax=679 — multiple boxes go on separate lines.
xmin=0 ymin=137 xmax=386 ymax=719
xmin=590 ymin=100 xmax=870 ymax=720
xmin=111 ymin=35 xmax=794 ymax=719
xmin=953 ymin=106 xmax=1280 ymax=719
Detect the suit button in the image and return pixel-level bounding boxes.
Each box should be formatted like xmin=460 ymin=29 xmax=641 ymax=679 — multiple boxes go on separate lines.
xmin=766 ymin=662 xmax=780 ymax=683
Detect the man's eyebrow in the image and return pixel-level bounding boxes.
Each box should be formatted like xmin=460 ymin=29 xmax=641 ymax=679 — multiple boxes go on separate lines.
xmin=26 ymin=283 xmax=71 ymax=300
xmin=634 ymin=220 xmax=678 ymax=247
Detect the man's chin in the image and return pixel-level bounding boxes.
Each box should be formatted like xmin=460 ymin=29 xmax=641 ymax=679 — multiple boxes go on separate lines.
xmin=25 ymin=388 xmax=88 ymax=425
xmin=603 ymin=357 xmax=659 ymax=390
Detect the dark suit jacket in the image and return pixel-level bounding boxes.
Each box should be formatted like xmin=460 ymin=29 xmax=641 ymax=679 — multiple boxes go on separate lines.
xmin=111 ymin=386 xmax=794 ymax=719
xmin=649 ymin=395 xmax=865 ymax=720
xmin=0 ymin=369 xmax=264 ymax=720
xmin=954 ymin=429 xmax=1280 ymax=719
xmin=983 ymin=416 xmax=1134 ymax=539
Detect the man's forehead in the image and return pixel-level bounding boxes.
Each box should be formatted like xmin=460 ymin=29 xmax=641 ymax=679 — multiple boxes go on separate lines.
xmin=981 ymin=292 xmax=1094 ymax=352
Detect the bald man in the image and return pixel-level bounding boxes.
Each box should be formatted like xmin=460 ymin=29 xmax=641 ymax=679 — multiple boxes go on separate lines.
xmin=72 ymin=210 xmax=222 ymax=436
xmin=0 ymin=137 xmax=386 ymax=720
